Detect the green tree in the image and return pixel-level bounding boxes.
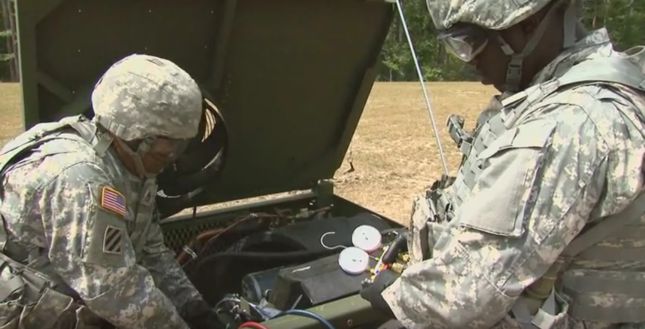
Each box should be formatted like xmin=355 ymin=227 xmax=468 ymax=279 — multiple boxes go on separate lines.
xmin=582 ymin=0 xmax=645 ymax=50
xmin=0 ymin=0 xmax=17 ymax=82
xmin=377 ymin=0 xmax=645 ymax=82
xmin=376 ymin=0 xmax=472 ymax=81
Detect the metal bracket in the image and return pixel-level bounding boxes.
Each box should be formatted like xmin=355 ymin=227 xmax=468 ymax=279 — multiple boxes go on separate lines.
xmin=313 ymin=179 xmax=334 ymax=208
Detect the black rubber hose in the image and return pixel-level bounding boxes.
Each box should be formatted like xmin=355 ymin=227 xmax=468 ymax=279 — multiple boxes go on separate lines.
xmin=190 ymin=248 xmax=339 ymax=278
xmin=189 ymin=249 xmax=338 ymax=305
xmin=197 ymin=249 xmax=336 ymax=264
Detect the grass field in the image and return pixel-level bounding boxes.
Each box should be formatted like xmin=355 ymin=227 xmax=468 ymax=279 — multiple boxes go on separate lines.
xmin=0 ymin=83 xmax=22 ymax=147
xmin=0 ymin=82 xmax=494 ymax=224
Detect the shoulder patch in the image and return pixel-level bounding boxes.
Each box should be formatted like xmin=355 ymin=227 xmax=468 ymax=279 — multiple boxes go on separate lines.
xmin=103 ymin=225 xmax=124 ymax=254
xmin=100 ymin=186 xmax=127 ymax=217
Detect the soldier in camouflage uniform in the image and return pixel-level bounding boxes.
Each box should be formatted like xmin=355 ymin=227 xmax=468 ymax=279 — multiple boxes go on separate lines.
xmin=361 ymin=0 xmax=644 ymax=328
xmin=0 ymin=54 xmax=223 ymax=329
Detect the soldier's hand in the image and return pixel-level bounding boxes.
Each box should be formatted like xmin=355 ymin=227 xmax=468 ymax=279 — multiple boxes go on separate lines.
xmin=360 ymin=269 xmax=398 ymax=318
xmin=181 ymin=300 xmax=225 ymax=329
xmin=381 ymin=231 xmax=408 ymax=264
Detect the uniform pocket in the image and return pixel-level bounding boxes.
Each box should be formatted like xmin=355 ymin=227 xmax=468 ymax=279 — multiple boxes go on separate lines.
xmin=0 ymin=317 xmax=18 ymax=329
xmin=0 ymin=261 xmax=25 ymax=329
xmin=457 ymin=121 xmax=556 ymax=237
xmin=0 ymin=301 xmax=20 ymax=329
xmin=82 ymin=208 xmax=130 ymax=267
xmin=408 ymin=196 xmax=433 ymax=262
xmin=73 ymin=305 xmax=110 ymax=329
xmin=19 ymin=287 xmax=76 ymax=329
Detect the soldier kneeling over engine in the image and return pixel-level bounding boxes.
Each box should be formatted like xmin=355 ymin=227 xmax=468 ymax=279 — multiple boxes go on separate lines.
xmin=0 ymin=54 xmax=224 ymax=329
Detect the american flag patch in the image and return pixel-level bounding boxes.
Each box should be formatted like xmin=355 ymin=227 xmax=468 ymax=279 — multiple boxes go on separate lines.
xmin=100 ymin=186 xmax=127 ymax=217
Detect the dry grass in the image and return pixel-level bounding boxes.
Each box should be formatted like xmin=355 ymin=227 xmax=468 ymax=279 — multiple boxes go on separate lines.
xmin=0 ymin=83 xmax=23 ymax=147
xmin=0 ymin=82 xmax=494 ymax=225
xmin=334 ymin=82 xmax=494 ymax=223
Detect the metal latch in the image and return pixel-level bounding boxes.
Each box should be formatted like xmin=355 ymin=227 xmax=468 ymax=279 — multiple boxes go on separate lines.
xmin=446 ymin=114 xmax=473 ymax=155
xmin=313 ymin=179 xmax=334 ymax=208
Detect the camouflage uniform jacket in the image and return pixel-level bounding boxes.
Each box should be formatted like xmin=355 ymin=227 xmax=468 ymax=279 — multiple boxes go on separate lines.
xmin=0 ymin=118 xmax=203 ymax=328
xmin=382 ymin=29 xmax=645 ymax=329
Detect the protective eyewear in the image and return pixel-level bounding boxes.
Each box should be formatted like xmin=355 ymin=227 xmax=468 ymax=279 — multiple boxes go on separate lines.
xmin=437 ymin=24 xmax=489 ymax=62
xmin=138 ymin=136 xmax=190 ymax=161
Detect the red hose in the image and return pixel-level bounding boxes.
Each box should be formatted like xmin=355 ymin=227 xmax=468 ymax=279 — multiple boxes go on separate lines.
xmin=238 ymin=321 xmax=271 ymax=329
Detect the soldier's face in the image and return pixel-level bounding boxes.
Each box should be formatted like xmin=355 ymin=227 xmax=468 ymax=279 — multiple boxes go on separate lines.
xmin=468 ymin=37 xmax=509 ymax=92
xmin=468 ymin=16 xmax=557 ymax=92
xmin=439 ymin=24 xmax=515 ymax=92
xmin=140 ymin=137 xmax=189 ymax=174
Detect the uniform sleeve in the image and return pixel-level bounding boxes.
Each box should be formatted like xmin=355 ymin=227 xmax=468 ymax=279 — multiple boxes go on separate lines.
xmin=381 ymin=103 xmax=634 ymax=329
xmin=138 ymin=213 xmax=206 ymax=315
xmin=39 ymin=162 xmax=190 ymax=329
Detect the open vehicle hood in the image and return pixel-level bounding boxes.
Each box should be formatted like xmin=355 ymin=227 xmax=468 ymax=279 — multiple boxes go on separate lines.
xmin=17 ymin=0 xmax=394 ymax=212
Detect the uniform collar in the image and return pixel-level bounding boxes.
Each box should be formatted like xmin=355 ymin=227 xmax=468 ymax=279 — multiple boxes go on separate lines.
xmin=529 ymin=28 xmax=613 ymax=86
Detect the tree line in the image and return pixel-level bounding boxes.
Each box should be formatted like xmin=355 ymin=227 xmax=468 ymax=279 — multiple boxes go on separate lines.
xmin=375 ymin=0 xmax=645 ymax=81
xmin=2 ymin=0 xmax=644 ymax=82
xmin=0 ymin=0 xmax=16 ymax=82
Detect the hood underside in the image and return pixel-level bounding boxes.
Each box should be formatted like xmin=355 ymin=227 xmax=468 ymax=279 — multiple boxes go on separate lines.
xmin=16 ymin=0 xmax=394 ymax=207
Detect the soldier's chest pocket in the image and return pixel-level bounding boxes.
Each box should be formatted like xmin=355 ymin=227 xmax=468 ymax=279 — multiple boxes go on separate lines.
xmin=123 ymin=185 xmax=157 ymax=236
xmin=129 ymin=202 xmax=158 ymax=256
xmin=457 ymin=121 xmax=557 ymax=238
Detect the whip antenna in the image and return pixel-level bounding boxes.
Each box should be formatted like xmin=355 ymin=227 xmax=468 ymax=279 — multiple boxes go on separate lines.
xmin=395 ymin=0 xmax=449 ymax=176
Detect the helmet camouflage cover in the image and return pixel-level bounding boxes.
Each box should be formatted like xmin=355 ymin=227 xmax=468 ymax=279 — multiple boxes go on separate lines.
xmin=426 ymin=0 xmax=554 ymax=30
xmin=91 ymin=54 xmax=203 ymax=141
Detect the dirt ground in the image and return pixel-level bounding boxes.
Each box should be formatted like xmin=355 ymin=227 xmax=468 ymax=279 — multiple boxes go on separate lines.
xmin=334 ymin=82 xmax=495 ymax=223
xmin=0 ymin=82 xmax=495 ymax=224
xmin=0 ymin=83 xmax=22 ymax=147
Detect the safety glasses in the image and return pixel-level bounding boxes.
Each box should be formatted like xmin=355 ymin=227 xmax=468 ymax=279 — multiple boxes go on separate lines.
xmin=138 ymin=136 xmax=190 ymax=161
xmin=437 ymin=24 xmax=490 ymax=62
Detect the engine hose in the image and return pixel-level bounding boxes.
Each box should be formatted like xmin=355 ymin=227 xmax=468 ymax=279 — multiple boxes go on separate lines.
xmin=189 ymin=249 xmax=340 ymax=306
xmin=196 ymin=249 xmax=336 ymax=265
xmin=189 ymin=250 xmax=334 ymax=273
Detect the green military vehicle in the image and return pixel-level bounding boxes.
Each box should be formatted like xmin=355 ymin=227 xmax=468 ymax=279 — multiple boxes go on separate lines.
xmin=16 ymin=0 xmax=405 ymax=328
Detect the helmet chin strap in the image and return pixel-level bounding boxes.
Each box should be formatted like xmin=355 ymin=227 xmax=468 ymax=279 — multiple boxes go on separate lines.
xmin=116 ymin=137 xmax=158 ymax=179
xmin=95 ymin=121 xmax=159 ymax=179
xmin=496 ymin=0 xmax=576 ymax=92
xmin=562 ymin=0 xmax=582 ymax=49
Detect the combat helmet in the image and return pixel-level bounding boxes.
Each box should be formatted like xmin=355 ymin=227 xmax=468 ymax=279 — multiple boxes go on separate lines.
xmin=427 ymin=0 xmax=580 ymax=91
xmin=91 ymin=54 xmax=203 ymax=177
xmin=91 ymin=54 xmax=203 ymax=141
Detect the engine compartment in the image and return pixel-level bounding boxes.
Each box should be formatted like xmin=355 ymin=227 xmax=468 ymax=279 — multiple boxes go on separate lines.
xmin=162 ymin=193 xmax=400 ymax=329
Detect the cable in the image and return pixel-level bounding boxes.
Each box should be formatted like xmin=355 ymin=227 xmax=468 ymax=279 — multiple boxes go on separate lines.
xmin=278 ymin=309 xmax=336 ymax=329
xmin=180 ymin=206 xmax=334 ymax=265
xmin=194 ymin=249 xmax=334 ymax=268
xmin=176 ymin=227 xmax=226 ymax=265
xmin=395 ymin=0 xmax=449 ymax=176
xmin=319 ymin=231 xmax=348 ymax=250
xmin=179 ymin=212 xmax=279 ymax=266
xmin=238 ymin=321 xmax=270 ymax=329
xmin=373 ymin=246 xmax=389 ymax=276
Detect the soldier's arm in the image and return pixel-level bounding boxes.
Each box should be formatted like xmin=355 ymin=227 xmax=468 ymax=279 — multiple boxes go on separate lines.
xmin=138 ymin=214 xmax=211 ymax=320
xmin=382 ymin=102 xmax=642 ymax=328
xmin=39 ymin=162 xmax=191 ymax=329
